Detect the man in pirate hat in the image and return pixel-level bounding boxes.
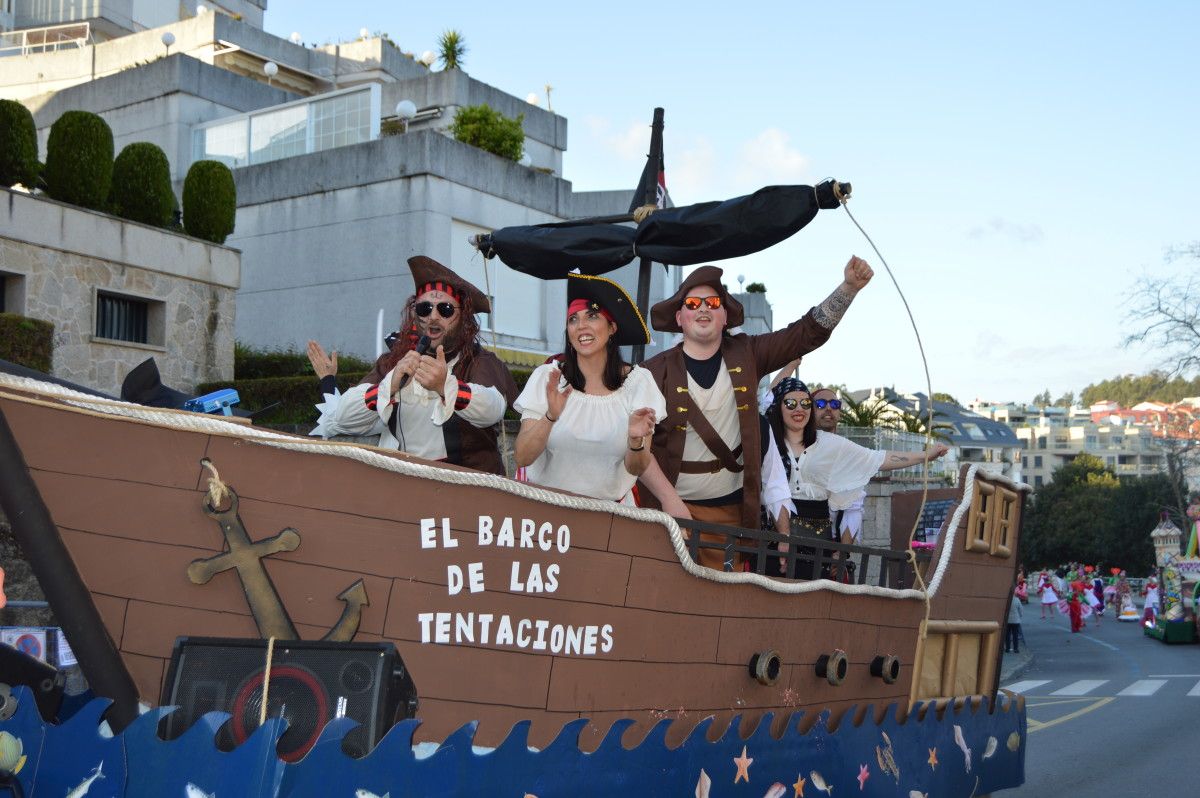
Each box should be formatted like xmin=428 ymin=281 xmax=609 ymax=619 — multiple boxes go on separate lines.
xmin=637 ymin=257 xmax=873 ymax=568
xmin=326 ymin=256 xmax=518 ymax=474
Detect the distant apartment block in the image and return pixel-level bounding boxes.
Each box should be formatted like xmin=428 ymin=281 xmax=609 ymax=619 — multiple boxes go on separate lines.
xmin=968 ymin=400 xmax=1199 ymax=489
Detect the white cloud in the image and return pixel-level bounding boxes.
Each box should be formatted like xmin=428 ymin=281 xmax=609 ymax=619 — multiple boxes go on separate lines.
xmin=734 ymin=127 xmax=812 ymax=187
xmin=967 ymin=217 xmax=1045 ymax=244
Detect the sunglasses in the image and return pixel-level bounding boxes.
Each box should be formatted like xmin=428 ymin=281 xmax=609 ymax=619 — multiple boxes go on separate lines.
xmin=682 ymin=295 xmax=722 ymax=311
xmin=782 ymin=397 xmax=813 ymax=410
xmin=814 ymin=398 xmax=842 ymax=410
xmin=415 ymin=301 xmax=458 ymax=319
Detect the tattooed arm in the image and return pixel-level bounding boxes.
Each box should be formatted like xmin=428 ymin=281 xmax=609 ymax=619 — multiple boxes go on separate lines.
xmin=878 ymin=443 xmax=950 ymax=472
xmin=812 ymin=255 xmax=874 ymax=330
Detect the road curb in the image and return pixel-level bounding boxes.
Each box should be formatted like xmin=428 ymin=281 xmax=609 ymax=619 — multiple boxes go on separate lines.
xmin=999 ymin=649 xmax=1034 ymax=684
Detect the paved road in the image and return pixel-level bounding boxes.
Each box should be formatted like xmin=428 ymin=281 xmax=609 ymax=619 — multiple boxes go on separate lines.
xmin=998 ymin=609 xmax=1197 ymax=795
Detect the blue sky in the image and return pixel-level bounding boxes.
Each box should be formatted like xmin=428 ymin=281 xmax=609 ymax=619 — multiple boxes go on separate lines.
xmin=266 ymin=2 xmax=1199 ymax=406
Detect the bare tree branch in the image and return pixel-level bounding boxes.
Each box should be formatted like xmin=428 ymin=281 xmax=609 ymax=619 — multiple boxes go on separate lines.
xmin=1123 ymin=246 xmax=1200 ymax=377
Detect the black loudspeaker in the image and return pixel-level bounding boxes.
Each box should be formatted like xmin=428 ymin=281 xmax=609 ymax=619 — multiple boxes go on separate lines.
xmin=0 ymin=642 xmax=65 ymax=722
xmin=159 ymin=637 xmax=418 ymax=761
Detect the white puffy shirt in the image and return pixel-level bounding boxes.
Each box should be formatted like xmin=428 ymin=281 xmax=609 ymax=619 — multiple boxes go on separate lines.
xmin=784 ymin=430 xmax=886 ymax=511
xmin=515 ymin=364 xmax=668 ymax=503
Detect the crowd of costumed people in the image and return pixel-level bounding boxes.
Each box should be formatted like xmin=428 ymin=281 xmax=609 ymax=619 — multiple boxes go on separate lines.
xmin=1016 ymin=565 xmax=1150 ymax=634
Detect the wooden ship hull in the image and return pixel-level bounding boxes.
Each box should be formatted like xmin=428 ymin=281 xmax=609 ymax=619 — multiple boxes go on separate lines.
xmin=0 ymin=372 xmax=1029 ymax=795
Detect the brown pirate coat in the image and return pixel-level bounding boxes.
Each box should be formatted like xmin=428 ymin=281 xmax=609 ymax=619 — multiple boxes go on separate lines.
xmin=638 ymin=310 xmax=831 ymax=528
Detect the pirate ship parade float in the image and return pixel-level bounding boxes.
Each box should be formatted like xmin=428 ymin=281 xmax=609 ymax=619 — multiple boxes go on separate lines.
xmin=0 ymin=168 xmax=1029 ymax=795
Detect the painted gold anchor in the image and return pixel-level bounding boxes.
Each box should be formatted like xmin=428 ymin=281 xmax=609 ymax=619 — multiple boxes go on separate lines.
xmin=187 ymin=485 xmax=368 ymax=642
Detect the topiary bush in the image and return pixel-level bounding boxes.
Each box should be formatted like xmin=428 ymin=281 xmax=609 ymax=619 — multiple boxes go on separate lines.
xmin=182 ymin=159 xmax=236 ymax=244
xmin=0 ymin=100 xmax=39 ymax=189
xmin=0 ymin=313 xmax=54 ymax=373
xmin=450 ymin=104 xmax=524 ymax=162
xmin=109 ymin=142 xmax=175 ymax=227
xmin=43 ymin=110 xmax=114 ymax=210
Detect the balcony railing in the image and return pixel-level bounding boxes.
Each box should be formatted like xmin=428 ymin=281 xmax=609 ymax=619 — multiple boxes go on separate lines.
xmin=838 ymin=425 xmax=949 ymax=480
xmin=0 ymin=21 xmax=89 ymax=56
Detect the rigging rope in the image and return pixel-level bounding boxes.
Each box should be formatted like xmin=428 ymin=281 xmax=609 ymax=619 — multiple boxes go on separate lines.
xmin=836 ymin=192 xmax=940 ymax=626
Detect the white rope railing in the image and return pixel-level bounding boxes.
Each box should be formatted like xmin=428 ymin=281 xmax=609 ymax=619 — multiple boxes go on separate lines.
xmin=0 ymin=371 xmax=1015 ymax=599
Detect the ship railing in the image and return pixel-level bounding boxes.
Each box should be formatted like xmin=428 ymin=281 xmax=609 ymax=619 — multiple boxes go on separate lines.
xmin=675 ymin=517 xmax=932 ymax=589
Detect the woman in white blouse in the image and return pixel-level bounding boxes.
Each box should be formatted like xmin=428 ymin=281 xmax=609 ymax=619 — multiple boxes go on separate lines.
xmin=766 ymin=377 xmax=948 ymax=579
xmin=514 ymin=274 xmax=667 ymax=504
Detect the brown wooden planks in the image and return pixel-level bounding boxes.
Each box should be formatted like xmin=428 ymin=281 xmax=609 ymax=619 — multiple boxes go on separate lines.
xmin=3 ymin=397 xmax=207 ymax=489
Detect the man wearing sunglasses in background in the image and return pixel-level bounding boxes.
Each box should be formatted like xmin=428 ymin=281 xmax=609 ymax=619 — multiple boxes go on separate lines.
xmin=324 ymin=256 xmax=518 ymax=474
xmin=811 ymin=387 xmax=863 ymax=561
xmin=636 ymin=258 xmax=874 ymax=570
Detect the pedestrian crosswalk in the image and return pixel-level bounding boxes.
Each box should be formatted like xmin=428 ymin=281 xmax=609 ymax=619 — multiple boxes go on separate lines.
xmin=1002 ymin=677 xmax=1200 ymax=697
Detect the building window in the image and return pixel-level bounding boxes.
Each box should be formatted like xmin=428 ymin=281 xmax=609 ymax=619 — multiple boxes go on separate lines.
xmin=1034 ymin=455 xmax=1042 ymax=468
xmin=0 ymin=271 xmax=26 ymax=314
xmin=1034 ymin=475 xmax=1043 ymax=488
xmin=1022 ymin=457 xmax=1028 ymax=468
xmin=95 ymin=291 xmax=164 ymax=346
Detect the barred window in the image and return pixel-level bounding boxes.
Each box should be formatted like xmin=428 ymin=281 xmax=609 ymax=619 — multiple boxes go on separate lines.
xmin=96 ymin=292 xmax=149 ymax=343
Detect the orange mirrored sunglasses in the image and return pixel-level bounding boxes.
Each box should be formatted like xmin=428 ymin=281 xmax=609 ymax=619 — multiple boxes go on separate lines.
xmin=682 ymin=295 xmax=722 ymax=311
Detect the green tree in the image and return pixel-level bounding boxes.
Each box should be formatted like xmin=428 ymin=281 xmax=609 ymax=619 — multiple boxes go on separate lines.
xmin=1053 ymin=391 xmax=1075 ymax=408
xmin=450 ymin=104 xmax=524 ymax=161
xmin=43 ymin=110 xmax=114 ymax=211
xmin=0 ymin=99 xmax=39 ymax=188
xmin=1032 ymin=389 xmax=1052 ymax=407
xmin=1080 ymin=370 xmax=1200 ymax=407
xmin=745 ymin=282 xmax=767 ymax=293
xmin=931 ymin=392 xmax=960 ymax=405
xmin=839 ymin=394 xmax=893 ymax=428
xmin=1021 ymin=453 xmax=1175 ymax=573
xmin=437 ymin=29 xmax=466 ymax=70
xmin=891 ymin=409 xmax=954 ymax=442
xmin=109 ymin=142 xmax=174 ymax=227
xmin=182 ymin=160 xmax=236 ymax=244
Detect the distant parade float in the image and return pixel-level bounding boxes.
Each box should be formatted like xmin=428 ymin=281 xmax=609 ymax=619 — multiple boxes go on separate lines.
xmin=1144 ymin=509 xmax=1200 ymax=643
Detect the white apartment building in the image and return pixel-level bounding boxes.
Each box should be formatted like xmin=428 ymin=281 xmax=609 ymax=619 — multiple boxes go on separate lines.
xmin=971 ymin=401 xmax=1170 ymax=488
xmin=2 ymin=4 xmax=686 ymax=372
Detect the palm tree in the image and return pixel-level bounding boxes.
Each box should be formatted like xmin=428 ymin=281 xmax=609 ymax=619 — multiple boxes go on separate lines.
xmin=892 ymin=409 xmax=955 ymax=442
xmin=438 ymin=30 xmax=466 ymax=71
xmin=839 ymin=394 xmax=894 ymax=428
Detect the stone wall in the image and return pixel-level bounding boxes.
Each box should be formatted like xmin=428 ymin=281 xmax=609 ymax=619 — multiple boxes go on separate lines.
xmin=1 ymin=188 xmax=239 ymax=395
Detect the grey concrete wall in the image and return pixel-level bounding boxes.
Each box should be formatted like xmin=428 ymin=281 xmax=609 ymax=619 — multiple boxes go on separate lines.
xmin=234 ymin=130 xmax=570 ymax=216
xmin=226 ymin=132 xmax=669 ymax=362
xmin=383 ymin=70 xmax=567 ymax=152
xmin=0 ymin=188 xmax=238 ymax=393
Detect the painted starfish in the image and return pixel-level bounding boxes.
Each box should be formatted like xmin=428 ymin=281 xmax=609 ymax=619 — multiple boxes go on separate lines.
xmin=928 ymin=747 xmax=939 ymax=770
xmin=793 ymin=774 xmax=807 ymax=797
xmin=857 ymin=764 xmax=869 ymax=790
xmin=734 ymin=746 xmax=753 ymax=784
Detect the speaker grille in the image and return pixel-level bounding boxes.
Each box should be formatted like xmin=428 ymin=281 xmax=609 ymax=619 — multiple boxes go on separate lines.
xmin=160 ymin=638 xmax=413 ymax=760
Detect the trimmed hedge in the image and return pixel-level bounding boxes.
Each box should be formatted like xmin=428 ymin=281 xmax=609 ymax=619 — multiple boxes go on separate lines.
xmin=110 ymin=142 xmax=175 ymax=227
xmin=196 ymin=373 xmax=369 ymax=426
xmin=182 ymin=160 xmax=236 ymax=244
xmin=0 ymin=100 xmax=38 ymax=189
xmin=0 ymin=313 xmax=54 ymax=372
xmin=43 ymin=110 xmax=114 ymax=210
xmin=450 ymin=104 xmax=524 ymax=162
xmin=234 ymin=342 xmax=375 ymax=380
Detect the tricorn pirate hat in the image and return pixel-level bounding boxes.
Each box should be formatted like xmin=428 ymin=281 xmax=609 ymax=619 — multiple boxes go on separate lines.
xmin=407 ymin=255 xmax=491 ymax=313
xmin=566 ymin=273 xmax=650 ymax=346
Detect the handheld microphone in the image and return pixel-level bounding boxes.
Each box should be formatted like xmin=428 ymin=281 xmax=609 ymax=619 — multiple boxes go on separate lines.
xmin=397 ymin=334 xmax=431 ymax=391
